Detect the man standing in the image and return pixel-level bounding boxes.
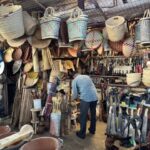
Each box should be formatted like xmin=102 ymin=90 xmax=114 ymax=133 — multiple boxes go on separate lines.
xmin=69 ymin=70 xmax=98 ymax=139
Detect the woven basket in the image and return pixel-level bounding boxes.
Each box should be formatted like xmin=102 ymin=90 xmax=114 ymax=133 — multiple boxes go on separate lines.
xmin=67 ymin=7 xmax=88 ymax=42
xmin=0 ymin=4 xmax=24 ymax=40
xmin=109 ymin=40 xmax=123 ymax=52
xmin=135 ymin=22 xmax=141 ymax=44
xmin=140 ymin=9 xmax=150 ymax=46
xmin=40 ymin=7 xmax=61 ymax=40
xmin=105 ymin=16 xmax=126 ymax=42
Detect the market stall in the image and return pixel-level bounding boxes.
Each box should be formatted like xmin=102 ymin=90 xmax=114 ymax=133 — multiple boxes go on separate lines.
xmin=0 ymin=0 xmax=149 ymax=149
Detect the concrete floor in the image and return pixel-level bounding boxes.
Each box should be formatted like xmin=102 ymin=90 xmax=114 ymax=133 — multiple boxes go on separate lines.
xmin=62 ymin=121 xmax=106 ymax=150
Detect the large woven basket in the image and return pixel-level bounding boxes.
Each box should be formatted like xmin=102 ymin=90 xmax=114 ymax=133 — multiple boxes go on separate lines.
xmin=0 ymin=4 xmax=24 ymax=40
xmin=40 ymin=7 xmax=61 ymax=40
xmin=105 ymin=16 xmax=126 ymax=42
xmin=67 ymin=7 xmax=88 ymax=42
xmin=140 ymin=9 xmax=150 ymax=46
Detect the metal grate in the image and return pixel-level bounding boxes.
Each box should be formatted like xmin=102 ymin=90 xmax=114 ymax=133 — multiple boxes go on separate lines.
xmin=13 ymin=0 xmax=150 ymax=25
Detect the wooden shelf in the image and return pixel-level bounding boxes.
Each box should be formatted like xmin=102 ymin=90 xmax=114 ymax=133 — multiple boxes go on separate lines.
xmin=90 ymin=75 xmax=126 ymax=78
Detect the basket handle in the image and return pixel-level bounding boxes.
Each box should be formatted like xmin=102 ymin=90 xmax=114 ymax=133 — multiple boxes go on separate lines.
xmin=143 ymin=9 xmax=150 ymax=18
xmin=70 ymin=7 xmax=83 ymax=20
xmin=44 ymin=7 xmax=55 ymax=18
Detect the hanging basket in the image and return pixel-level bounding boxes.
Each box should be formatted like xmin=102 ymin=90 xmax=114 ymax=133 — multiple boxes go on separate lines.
xmin=40 ymin=7 xmax=61 ymax=40
xmin=67 ymin=7 xmax=88 ymax=42
xmin=0 ymin=4 xmax=24 ymax=40
xmin=140 ymin=9 xmax=150 ymax=46
xmin=135 ymin=22 xmax=141 ymax=44
xmin=105 ymin=16 xmax=126 ymax=42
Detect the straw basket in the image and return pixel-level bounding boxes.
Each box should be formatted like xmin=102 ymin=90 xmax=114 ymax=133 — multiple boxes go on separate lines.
xmin=105 ymin=16 xmax=126 ymax=42
xmin=0 ymin=4 xmax=24 ymax=40
xmin=67 ymin=7 xmax=88 ymax=42
xmin=140 ymin=9 xmax=150 ymax=46
xmin=40 ymin=7 xmax=61 ymax=40
xmin=135 ymin=22 xmax=141 ymax=44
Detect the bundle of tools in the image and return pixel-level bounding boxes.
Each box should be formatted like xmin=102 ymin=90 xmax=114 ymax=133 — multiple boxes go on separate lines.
xmin=105 ymin=87 xmax=150 ymax=149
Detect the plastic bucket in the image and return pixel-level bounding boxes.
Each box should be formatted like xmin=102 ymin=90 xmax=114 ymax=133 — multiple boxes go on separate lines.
xmin=20 ymin=137 xmax=60 ymax=150
xmin=33 ymin=99 xmax=42 ymax=109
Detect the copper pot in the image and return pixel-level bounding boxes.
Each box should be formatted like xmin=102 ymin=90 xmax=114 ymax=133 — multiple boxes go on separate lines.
xmin=20 ymin=137 xmax=60 ymax=150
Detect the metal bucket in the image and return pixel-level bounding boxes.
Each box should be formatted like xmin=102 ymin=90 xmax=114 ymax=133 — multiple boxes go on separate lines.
xmin=140 ymin=9 xmax=150 ymax=46
xmin=20 ymin=137 xmax=60 ymax=150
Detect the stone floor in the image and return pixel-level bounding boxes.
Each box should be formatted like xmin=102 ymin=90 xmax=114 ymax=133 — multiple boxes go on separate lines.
xmin=62 ymin=121 xmax=106 ymax=150
xmin=0 ymin=117 xmax=107 ymax=150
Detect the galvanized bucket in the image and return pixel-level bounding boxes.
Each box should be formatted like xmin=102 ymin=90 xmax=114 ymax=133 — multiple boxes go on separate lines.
xmin=40 ymin=7 xmax=61 ymax=40
xmin=140 ymin=9 xmax=150 ymax=46
xmin=135 ymin=22 xmax=141 ymax=44
xmin=67 ymin=7 xmax=88 ymax=42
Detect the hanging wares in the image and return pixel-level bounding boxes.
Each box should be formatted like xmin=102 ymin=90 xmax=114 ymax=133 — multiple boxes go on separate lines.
xmin=67 ymin=7 xmax=88 ymax=42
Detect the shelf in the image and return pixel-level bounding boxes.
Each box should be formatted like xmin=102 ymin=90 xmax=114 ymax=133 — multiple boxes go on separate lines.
xmin=90 ymin=75 xmax=126 ymax=78
xmin=52 ymin=57 xmax=77 ymax=60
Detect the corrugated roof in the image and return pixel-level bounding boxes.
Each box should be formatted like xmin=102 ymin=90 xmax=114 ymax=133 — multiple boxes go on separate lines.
xmin=13 ymin=0 xmax=150 ymax=25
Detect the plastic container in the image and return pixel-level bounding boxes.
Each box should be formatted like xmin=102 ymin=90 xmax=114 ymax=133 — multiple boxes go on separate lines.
xmin=33 ymin=99 xmax=42 ymax=109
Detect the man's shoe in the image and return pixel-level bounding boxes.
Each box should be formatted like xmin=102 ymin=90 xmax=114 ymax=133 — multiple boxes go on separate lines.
xmin=88 ymin=128 xmax=95 ymax=135
xmin=76 ymin=131 xmax=85 ymax=139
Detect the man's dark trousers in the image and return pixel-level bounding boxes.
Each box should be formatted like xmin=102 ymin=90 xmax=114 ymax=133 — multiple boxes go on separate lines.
xmin=79 ymin=100 xmax=97 ymax=137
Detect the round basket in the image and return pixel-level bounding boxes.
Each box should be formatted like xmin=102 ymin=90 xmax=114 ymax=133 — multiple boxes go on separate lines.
xmin=85 ymin=30 xmax=103 ymax=50
xmin=0 ymin=4 xmax=24 ymax=40
xmin=105 ymin=16 xmax=126 ymax=42
xmin=122 ymin=37 xmax=136 ymax=58
xmin=109 ymin=40 xmax=123 ymax=52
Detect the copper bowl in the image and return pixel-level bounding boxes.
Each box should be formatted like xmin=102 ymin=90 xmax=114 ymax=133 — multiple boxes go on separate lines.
xmin=0 ymin=126 xmax=11 ymax=139
xmin=20 ymin=137 xmax=59 ymax=150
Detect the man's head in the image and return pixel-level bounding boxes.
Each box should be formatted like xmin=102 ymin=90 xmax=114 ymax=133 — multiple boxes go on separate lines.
xmin=68 ymin=69 xmax=76 ymax=79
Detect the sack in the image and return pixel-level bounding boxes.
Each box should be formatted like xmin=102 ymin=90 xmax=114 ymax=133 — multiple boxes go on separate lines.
xmin=67 ymin=7 xmax=88 ymax=42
